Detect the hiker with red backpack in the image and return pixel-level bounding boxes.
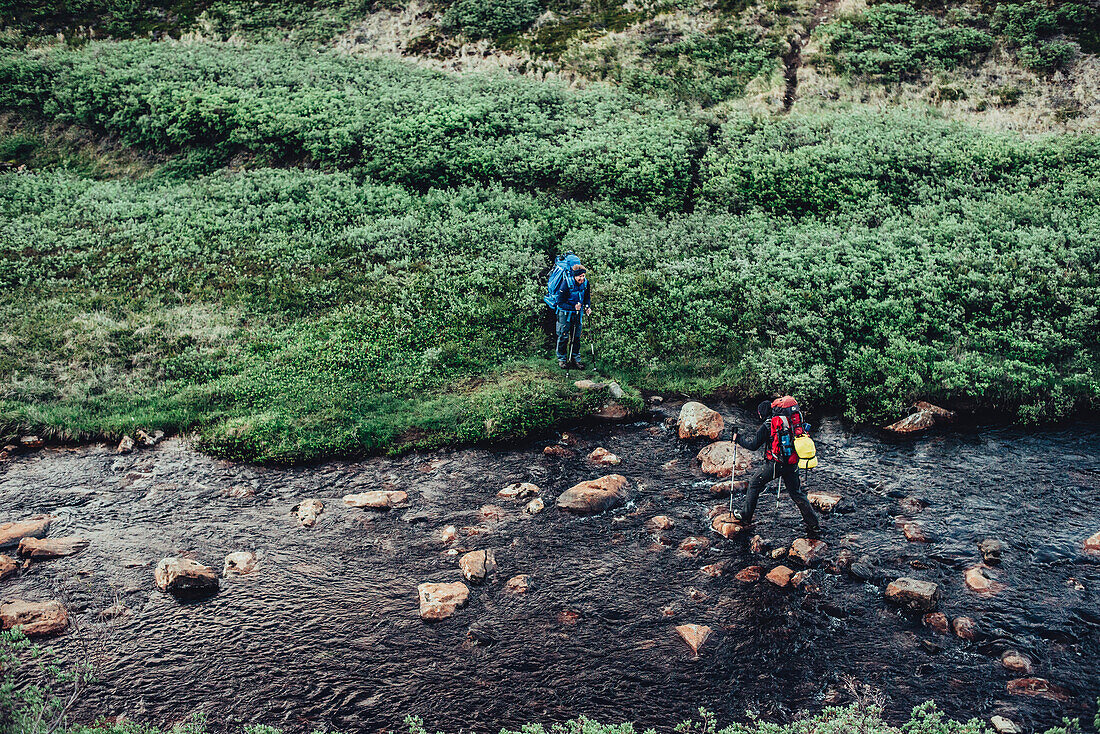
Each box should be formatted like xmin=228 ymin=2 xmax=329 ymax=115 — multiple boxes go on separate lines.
xmin=544 ymin=253 xmax=592 ymax=369
xmin=731 ymin=397 xmax=821 ymax=534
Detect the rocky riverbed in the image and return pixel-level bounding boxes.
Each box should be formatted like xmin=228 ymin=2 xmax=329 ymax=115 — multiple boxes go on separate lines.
xmin=1 ymin=401 xmax=1098 ymax=733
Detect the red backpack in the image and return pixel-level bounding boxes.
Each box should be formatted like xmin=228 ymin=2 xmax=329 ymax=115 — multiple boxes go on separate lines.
xmin=766 ymin=396 xmax=806 ymax=464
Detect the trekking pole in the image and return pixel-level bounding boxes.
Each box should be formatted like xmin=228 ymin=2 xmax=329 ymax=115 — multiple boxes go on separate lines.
xmin=566 ymin=309 xmax=576 ymax=365
xmin=728 ymin=433 xmax=738 ymax=516
xmin=775 ymin=462 xmax=781 ymax=510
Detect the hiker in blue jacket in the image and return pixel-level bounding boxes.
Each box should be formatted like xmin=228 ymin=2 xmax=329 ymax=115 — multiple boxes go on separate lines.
xmin=555 ymin=264 xmax=591 ymax=369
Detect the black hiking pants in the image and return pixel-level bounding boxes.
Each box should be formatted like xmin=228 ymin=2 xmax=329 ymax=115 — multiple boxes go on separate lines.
xmin=742 ymin=461 xmax=819 ymax=530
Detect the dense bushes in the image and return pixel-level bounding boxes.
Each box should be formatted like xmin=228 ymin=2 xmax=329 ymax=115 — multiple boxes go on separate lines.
xmin=812 ymin=4 xmax=992 ymax=82
xmin=0 ymin=41 xmax=703 ymax=212
xmin=991 ymin=1 xmax=1089 ymax=72
xmin=441 ymin=0 xmax=543 ymax=39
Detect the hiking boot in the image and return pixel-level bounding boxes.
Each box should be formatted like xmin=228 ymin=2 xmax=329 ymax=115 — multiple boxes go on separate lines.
xmin=731 ymin=510 xmax=749 ymax=524
xmin=558 ymin=360 xmax=569 ymax=370
xmin=569 ymin=358 xmax=586 ymax=369
xmin=806 ymin=525 xmax=823 ymax=538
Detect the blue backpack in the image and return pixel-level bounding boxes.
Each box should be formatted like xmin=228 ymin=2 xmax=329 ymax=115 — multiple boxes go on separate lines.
xmin=543 ymin=253 xmax=582 ymax=310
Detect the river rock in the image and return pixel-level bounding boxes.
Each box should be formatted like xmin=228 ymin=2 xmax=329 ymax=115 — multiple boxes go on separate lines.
xmin=979 ymin=538 xmax=1005 ymax=564
xmin=696 ymin=442 xmax=751 ymax=478
xmin=711 ymin=512 xmax=744 ymax=539
xmin=679 ymin=536 xmax=710 ymax=556
xmin=771 ymin=547 xmax=788 ymax=559
xmin=952 ymin=616 xmax=979 ymax=640
xmin=922 ymin=612 xmax=950 ymax=634
xmin=646 ymin=515 xmax=674 ymax=532
xmin=1084 ymin=530 xmax=1100 ymax=555
xmin=749 ymin=535 xmax=768 ymax=555
xmin=17 ymin=536 xmax=89 ymax=559
xmin=898 ymin=497 xmax=927 ymax=514
xmin=883 ymin=402 xmax=956 ymax=434
xmin=789 ymin=538 xmax=827 ymax=566
xmin=594 ymin=402 xmax=630 ymax=420
xmin=735 ymin=565 xmax=762 ymax=583
xmin=902 ymin=523 xmax=930 ymax=543
xmin=504 ymin=574 xmax=531 ymax=593
xmin=587 ymin=447 xmax=621 ymax=466
xmin=19 ymin=435 xmax=44 ymax=449
xmin=766 ymin=565 xmax=794 ymax=588
xmin=1001 ymin=650 xmax=1034 ymax=675
xmin=523 ymin=498 xmax=545 ymax=515
xmin=459 ymin=550 xmax=496 ymax=584
xmin=223 ymin=551 xmax=260 ymax=575
xmin=675 ymin=623 xmax=713 ymax=655
xmin=441 ymin=525 xmax=458 ymax=543
xmin=293 ymin=499 xmax=324 ymax=527
xmin=0 ymin=555 xmax=16 ymax=581
xmin=343 ymin=490 xmax=407 ymax=509
xmin=499 ymin=482 xmax=539 ymax=499
xmin=884 ymin=578 xmax=940 ymax=611
xmin=0 ymin=515 xmax=55 ymax=550
xmin=479 ymin=505 xmax=506 ymax=521
xmin=574 ymin=379 xmax=607 ymax=390
xmin=677 ymin=402 xmax=724 ymax=440
xmin=1006 ymin=677 xmax=1071 ymax=702
xmin=556 ymin=474 xmax=630 ymax=514
xmin=0 ymin=600 xmax=68 ymax=636
xmin=154 ymin=558 xmax=219 ymax=596
xmin=418 ymin=581 xmax=470 ymax=621
xmin=791 ymin=570 xmax=813 ymax=589
xmin=990 ymin=716 xmax=1023 ymax=734
xmin=543 ymin=445 xmax=575 ymax=458
xmin=700 ymin=561 xmax=729 ymax=577
xmin=807 ymin=492 xmax=841 ymax=512
xmin=117 ymin=435 xmax=135 ymax=454
xmin=965 ymin=565 xmax=1005 ymax=595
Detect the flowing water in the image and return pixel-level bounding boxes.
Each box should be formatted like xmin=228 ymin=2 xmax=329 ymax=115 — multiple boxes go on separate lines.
xmin=2 ymin=401 xmax=1098 ymax=733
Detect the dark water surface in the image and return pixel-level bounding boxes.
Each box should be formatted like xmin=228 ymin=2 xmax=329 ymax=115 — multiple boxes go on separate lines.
xmin=2 ymin=402 xmax=1098 ymax=733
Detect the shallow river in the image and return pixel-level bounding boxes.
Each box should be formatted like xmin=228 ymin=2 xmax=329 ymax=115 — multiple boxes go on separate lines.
xmin=2 ymin=401 xmax=1098 ymax=733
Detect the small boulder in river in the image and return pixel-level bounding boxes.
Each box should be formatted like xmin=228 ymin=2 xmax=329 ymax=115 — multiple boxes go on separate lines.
xmin=1006 ymin=677 xmax=1071 ymax=702
xmin=0 ymin=554 xmax=16 ymax=581
xmin=498 ymin=482 xmax=539 ymax=499
xmin=807 ymin=492 xmax=841 ymax=513
xmin=543 ymin=445 xmax=575 ymax=458
xmin=556 ymin=474 xmax=630 ymax=514
xmin=678 ymin=536 xmax=710 ymax=556
xmin=979 ymin=538 xmax=1005 ymax=564
xmin=696 ymin=442 xmax=751 ymax=478
xmin=736 ymin=566 xmax=762 ymax=583
xmin=293 ymin=499 xmax=324 ymax=527
xmin=17 ymin=536 xmax=88 ymax=559
xmin=418 ymin=581 xmax=469 ymax=621
xmin=523 ymin=498 xmax=545 ymax=515
xmin=505 ymin=574 xmax=531 ymax=593
xmin=343 ymin=490 xmax=407 ymax=509
xmin=224 ymin=551 xmax=260 ymax=576
xmin=965 ymin=565 xmax=1005 ymax=595
xmin=441 ymin=525 xmax=458 ymax=543
xmin=1001 ymin=650 xmax=1034 ymax=675
xmin=117 ymin=435 xmax=135 ymax=454
xmin=675 ymin=623 xmax=713 ymax=656
xmin=951 ymin=616 xmax=979 ymax=640
xmin=677 ymin=402 xmax=724 ymax=440
xmin=901 ymin=522 xmax=930 ymax=543
xmin=710 ymin=512 xmax=744 ymax=539
xmin=922 ymin=612 xmax=949 ymax=634
xmin=459 ymin=550 xmax=496 ymax=584
xmin=885 ymin=578 xmax=940 ymax=611
xmin=646 ymin=515 xmax=674 ymax=532
xmin=766 ymin=565 xmax=794 ymax=588
xmin=990 ymin=716 xmax=1023 ymax=734
xmin=789 ymin=538 xmax=827 ymax=567
xmin=883 ymin=402 xmax=956 ymax=434
xmin=0 ymin=599 xmax=68 ymax=636
xmin=587 ymin=447 xmax=621 ymax=466
xmin=1083 ymin=530 xmax=1100 ymax=555
xmin=0 ymin=515 xmax=55 ymax=550
xmin=154 ymin=558 xmax=219 ymax=596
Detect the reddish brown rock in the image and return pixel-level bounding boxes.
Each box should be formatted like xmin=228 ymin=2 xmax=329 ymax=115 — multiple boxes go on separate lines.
xmin=459 ymin=550 xmax=497 ymax=584
xmin=902 ymin=523 xmax=930 ymax=543
xmin=154 ymin=557 xmax=219 ymax=596
xmin=523 ymin=498 xmax=545 ymax=515
xmin=952 ymin=616 xmax=980 ymax=640
xmin=17 ymin=537 xmax=89 ymax=559
xmin=343 ymin=490 xmax=407 ymax=509
xmin=696 ymin=442 xmax=751 ymax=478
xmin=498 ymin=482 xmax=539 ymax=499
xmin=749 ymin=535 xmax=768 ymax=554
xmin=700 ymin=561 xmax=729 ymax=577
xmin=679 ymin=536 xmax=710 ymax=556
xmin=505 ymin=574 xmax=531 ymax=593
xmin=766 ymin=565 xmax=794 ymax=587
xmin=418 ymin=581 xmax=469 ymax=621
xmin=556 ymin=474 xmax=630 ymax=514
xmin=117 ymin=435 xmax=135 ymax=454
xmin=965 ymin=565 xmax=1006 ymax=595
xmin=807 ymin=492 xmax=841 ymax=512
xmin=677 ymin=402 xmax=725 ymax=440
xmin=735 ymin=565 xmax=762 ymax=583
xmin=1001 ymin=650 xmax=1034 ymax=675
xmin=770 ymin=547 xmax=788 ymax=559
xmin=710 ymin=512 xmax=744 ymax=539
xmin=791 ymin=570 xmax=813 ymax=588
xmin=19 ymin=435 xmax=44 ymax=449
xmin=675 ymin=623 xmax=713 ymax=655
xmin=0 ymin=554 xmax=16 ymax=581
xmin=1006 ymin=678 xmax=1071 ymax=702
xmin=587 ymin=448 xmax=621 ymax=466
xmin=884 ymin=402 xmax=956 ymax=434
xmin=646 ymin=516 xmax=675 ymax=532
xmin=594 ymin=402 xmax=631 ymax=420
xmin=1084 ymin=530 xmax=1100 ymax=555
xmin=922 ymin=612 xmax=950 ymax=634
xmin=0 ymin=600 xmax=68 ymax=636
xmin=898 ymin=497 xmax=927 ymax=514
xmin=0 ymin=515 xmax=55 ymax=550
xmin=479 ymin=505 xmax=506 ymax=521
xmin=885 ymin=578 xmax=941 ymax=612
xmin=789 ymin=538 xmax=827 ymax=566
xmin=293 ymin=499 xmax=324 ymax=527
xmin=543 ymin=445 xmax=576 ymax=458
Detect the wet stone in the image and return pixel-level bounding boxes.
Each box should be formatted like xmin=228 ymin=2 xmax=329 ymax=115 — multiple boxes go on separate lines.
xmin=504 ymin=574 xmax=531 ymax=593
xmin=523 ymin=498 xmax=545 ymax=515
xmin=979 ymin=538 xmax=1005 ymax=564
xmin=696 ymin=441 xmax=750 ymax=478
xmin=678 ymin=536 xmax=710 ymax=556
xmin=0 ymin=515 xmax=55 ymax=551
xmin=883 ymin=402 xmax=955 ymax=434
xmin=223 ymin=551 xmax=260 ymax=576
xmin=441 ymin=525 xmax=458 ymax=543
xmin=543 ymin=445 xmax=575 ymax=458
xmin=766 ymin=565 xmax=794 ymax=588
xmin=1001 ymin=650 xmax=1034 ymax=675
xmin=807 ymin=492 xmax=841 ymax=513
xmin=0 ymin=554 xmax=16 ymax=581
xmin=1006 ymin=677 xmax=1071 ymax=702
xmin=418 ymin=582 xmax=469 ymax=621
xmin=293 ymin=499 xmax=324 ymax=527
xmin=155 ymin=558 xmax=219 ymax=597
xmin=17 ymin=536 xmax=88 ymax=559
xmin=645 ymin=515 xmax=674 ymax=532
xmin=709 ymin=480 xmax=748 ymax=498
xmin=459 ymin=549 xmax=496 ymax=584
xmin=343 ymin=490 xmax=408 ymax=509
xmin=587 ymin=447 xmax=621 ymax=466
xmin=922 ymin=612 xmax=950 ymax=634
xmin=117 ymin=435 xmax=135 ymax=454
xmin=770 ymin=547 xmax=788 ymax=560
xmin=0 ymin=599 xmax=68 ymax=636
xmin=901 ymin=522 xmax=930 ymax=543
xmin=675 ymin=623 xmax=713 ymax=656
xmin=885 ymin=578 xmax=941 ymax=612
xmin=1084 ymin=530 xmax=1100 ymax=555
xmin=789 ymin=538 xmax=827 ymax=567
xmin=677 ymin=402 xmax=724 ymax=440
xmin=749 ymin=535 xmax=768 ymax=554
xmin=699 ymin=560 xmax=729 ymax=577
xmin=498 ymin=482 xmax=539 ymax=499
xmin=556 ymin=474 xmax=630 ymax=515
xmin=965 ymin=565 xmax=1005 ymax=595
xmin=952 ymin=616 xmax=979 ymax=641
xmin=735 ymin=566 xmax=762 ymax=583
xmin=710 ymin=513 xmax=744 ymax=539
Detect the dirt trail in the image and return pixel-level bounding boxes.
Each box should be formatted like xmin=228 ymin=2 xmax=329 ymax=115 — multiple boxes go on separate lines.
xmin=782 ymin=0 xmax=841 ymax=112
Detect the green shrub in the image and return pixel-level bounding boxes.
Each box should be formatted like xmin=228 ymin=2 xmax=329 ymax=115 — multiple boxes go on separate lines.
xmin=813 ymin=4 xmax=992 ymax=82
xmin=992 ymin=1 xmax=1084 ymax=72
xmin=441 ymin=0 xmax=543 ymax=39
